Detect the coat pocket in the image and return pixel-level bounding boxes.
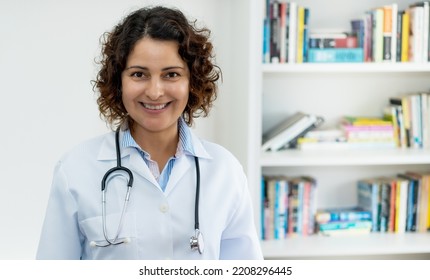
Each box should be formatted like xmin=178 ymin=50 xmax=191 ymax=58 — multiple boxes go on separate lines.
xmin=79 ymin=212 xmax=139 ymax=259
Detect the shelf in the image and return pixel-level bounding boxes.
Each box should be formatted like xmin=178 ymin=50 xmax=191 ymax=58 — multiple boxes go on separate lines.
xmin=260 ymin=148 xmax=430 ymax=167
xmin=261 ymin=233 xmax=430 ymax=259
xmin=262 ymin=62 xmax=430 ymax=73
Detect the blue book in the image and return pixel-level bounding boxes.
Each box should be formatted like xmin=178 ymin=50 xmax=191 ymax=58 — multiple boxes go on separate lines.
xmin=308 ymin=48 xmax=364 ymax=63
xmin=263 ymin=18 xmax=270 ymax=63
xmin=319 ymin=220 xmax=372 ymax=231
xmin=302 ymin=8 xmax=310 ymax=62
xmin=315 ymin=206 xmax=372 ymax=224
xmin=351 ymin=19 xmax=365 ymax=48
xmin=357 ymin=179 xmax=380 ymax=232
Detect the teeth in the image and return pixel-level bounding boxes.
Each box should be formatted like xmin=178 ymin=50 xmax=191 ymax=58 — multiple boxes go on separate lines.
xmin=142 ymin=103 xmax=167 ymax=110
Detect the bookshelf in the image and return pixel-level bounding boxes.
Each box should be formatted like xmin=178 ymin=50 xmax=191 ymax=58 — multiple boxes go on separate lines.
xmin=247 ymin=0 xmax=430 ymax=259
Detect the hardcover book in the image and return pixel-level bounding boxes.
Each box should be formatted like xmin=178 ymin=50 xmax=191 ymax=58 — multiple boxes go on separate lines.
xmin=262 ymin=112 xmax=324 ymax=151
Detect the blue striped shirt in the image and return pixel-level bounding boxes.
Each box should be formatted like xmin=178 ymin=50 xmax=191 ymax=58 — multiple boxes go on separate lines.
xmin=121 ymin=118 xmax=195 ymax=191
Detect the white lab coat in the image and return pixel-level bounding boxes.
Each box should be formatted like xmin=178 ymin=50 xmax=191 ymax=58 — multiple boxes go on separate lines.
xmin=36 ymin=129 xmax=263 ymax=260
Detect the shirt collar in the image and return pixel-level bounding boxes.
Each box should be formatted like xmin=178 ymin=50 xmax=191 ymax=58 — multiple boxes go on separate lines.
xmin=121 ymin=118 xmax=196 ymax=158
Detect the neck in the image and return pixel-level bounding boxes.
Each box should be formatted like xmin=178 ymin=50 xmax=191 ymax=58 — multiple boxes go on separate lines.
xmin=131 ymin=125 xmax=179 ymax=171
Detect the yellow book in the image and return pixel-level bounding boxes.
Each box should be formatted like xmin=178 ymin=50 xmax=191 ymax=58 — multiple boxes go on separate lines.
xmin=395 ymin=179 xmax=408 ymax=233
xmin=424 ymin=176 xmax=430 ymax=230
xmin=296 ymin=6 xmax=304 ymax=63
xmin=401 ymin=11 xmax=410 ymax=62
xmin=401 ymin=95 xmax=411 ymax=146
xmin=342 ymin=116 xmax=392 ymax=126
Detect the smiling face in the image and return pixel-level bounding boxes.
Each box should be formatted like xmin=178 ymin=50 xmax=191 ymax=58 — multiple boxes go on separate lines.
xmin=121 ymin=37 xmax=190 ymax=138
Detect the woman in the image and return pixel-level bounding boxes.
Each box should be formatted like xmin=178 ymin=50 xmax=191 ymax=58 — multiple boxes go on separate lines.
xmin=36 ymin=6 xmax=262 ymax=260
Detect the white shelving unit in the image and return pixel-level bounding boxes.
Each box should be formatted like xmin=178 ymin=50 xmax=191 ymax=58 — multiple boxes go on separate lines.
xmin=246 ymin=0 xmax=430 ymax=259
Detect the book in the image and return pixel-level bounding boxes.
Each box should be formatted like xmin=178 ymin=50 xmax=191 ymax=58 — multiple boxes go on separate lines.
xmin=308 ymin=36 xmax=358 ymax=49
xmin=383 ymin=5 xmax=393 ymax=61
xmin=410 ymin=1 xmax=429 ymax=62
xmin=405 ymin=171 xmax=430 ymax=232
xmin=262 ymin=112 xmax=324 ymax=151
xmin=364 ymin=11 xmax=373 ymax=62
xmin=395 ymin=177 xmax=409 ymax=233
xmin=341 ymin=116 xmax=393 ymax=126
xmin=287 ymin=180 xmax=300 ymax=236
xmin=398 ymin=173 xmax=420 ymax=232
xmin=315 ymin=207 xmax=372 ymax=224
xmin=391 ymin=4 xmax=398 ymax=63
xmin=307 ymin=48 xmax=364 ymax=63
xmin=372 ymin=7 xmax=384 ymax=62
xmin=269 ymin=1 xmax=281 ymax=63
xmin=357 ymin=179 xmax=380 ymax=232
xmin=279 ymin=2 xmax=287 ymax=63
xmin=396 ymin=10 xmax=403 ymax=62
xmin=288 ymin=2 xmax=297 ymax=64
xmin=387 ymin=97 xmax=407 ymax=148
xmin=401 ymin=10 xmax=410 ymax=62
xmin=351 ymin=19 xmax=365 ymax=49
xmin=318 ymin=220 xmax=373 ymax=231
xmin=302 ymin=7 xmax=310 ymax=62
xmin=308 ymin=30 xmax=356 ymax=49
xmin=296 ymin=6 xmax=305 ymax=63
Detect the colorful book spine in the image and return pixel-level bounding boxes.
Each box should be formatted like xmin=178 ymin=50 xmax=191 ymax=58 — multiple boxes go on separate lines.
xmin=383 ymin=5 xmax=393 ymax=61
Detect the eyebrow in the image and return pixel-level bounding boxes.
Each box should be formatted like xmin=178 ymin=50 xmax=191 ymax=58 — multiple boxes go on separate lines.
xmin=125 ymin=65 xmax=185 ymax=71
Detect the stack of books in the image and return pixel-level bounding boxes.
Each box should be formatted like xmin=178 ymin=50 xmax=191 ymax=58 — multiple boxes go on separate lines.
xmin=315 ymin=207 xmax=372 ymax=236
xmin=262 ymin=111 xmax=324 ymax=152
xmin=308 ymin=30 xmax=364 ymax=63
xmin=296 ymin=129 xmax=347 ymax=150
xmin=261 ymin=175 xmax=317 ymax=239
xmin=340 ymin=116 xmax=396 ymax=149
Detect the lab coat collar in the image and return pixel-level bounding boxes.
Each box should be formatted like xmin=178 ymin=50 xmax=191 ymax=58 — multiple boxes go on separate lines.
xmin=96 ymin=126 xmax=212 ymax=191
xmin=96 ymin=127 xmax=212 ymax=162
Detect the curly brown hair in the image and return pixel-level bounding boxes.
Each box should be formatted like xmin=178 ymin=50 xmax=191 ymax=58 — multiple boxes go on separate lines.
xmin=94 ymin=6 xmax=221 ymax=129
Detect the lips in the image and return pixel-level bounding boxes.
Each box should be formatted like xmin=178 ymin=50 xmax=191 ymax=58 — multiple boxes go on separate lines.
xmin=140 ymin=102 xmax=170 ymax=110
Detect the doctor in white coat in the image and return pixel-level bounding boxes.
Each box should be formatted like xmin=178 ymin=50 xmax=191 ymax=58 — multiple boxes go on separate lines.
xmin=36 ymin=6 xmax=263 ymax=260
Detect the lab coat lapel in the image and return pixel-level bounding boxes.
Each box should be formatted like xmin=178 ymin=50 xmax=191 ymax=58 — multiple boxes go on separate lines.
xmin=97 ymin=131 xmax=159 ymax=188
xmin=164 ymin=155 xmax=192 ymax=196
xmin=127 ymin=150 xmax=159 ymax=187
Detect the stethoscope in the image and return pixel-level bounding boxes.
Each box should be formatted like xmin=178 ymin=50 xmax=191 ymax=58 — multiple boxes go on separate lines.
xmin=90 ymin=128 xmax=204 ymax=254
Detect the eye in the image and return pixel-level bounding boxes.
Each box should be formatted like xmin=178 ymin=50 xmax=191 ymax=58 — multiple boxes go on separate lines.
xmin=131 ymin=72 xmax=145 ymax=78
xmin=165 ymin=72 xmax=180 ymax=79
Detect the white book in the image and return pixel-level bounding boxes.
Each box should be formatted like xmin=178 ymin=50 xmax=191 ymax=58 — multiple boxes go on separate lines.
xmin=288 ymin=2 xmax=297 ymax=64
xmin=262 ymin=112 xmax=322 ymax=151
xmin=421 ymin=92 xmax=429 ymax=148
xmin=422 ymin=2 xmax=429 ymax=62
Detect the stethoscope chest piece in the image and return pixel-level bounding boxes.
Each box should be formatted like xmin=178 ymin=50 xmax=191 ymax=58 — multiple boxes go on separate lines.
xmin=190 ymin=229 xmax=204 ymax=254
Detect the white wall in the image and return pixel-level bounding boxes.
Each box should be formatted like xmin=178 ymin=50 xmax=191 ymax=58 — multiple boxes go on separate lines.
xmin=0 ymin=0 xmax=250 ymax=259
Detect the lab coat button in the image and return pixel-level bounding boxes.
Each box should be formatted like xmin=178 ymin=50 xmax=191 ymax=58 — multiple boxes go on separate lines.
xmin=159 ymin=204 xmax=169 ymax=213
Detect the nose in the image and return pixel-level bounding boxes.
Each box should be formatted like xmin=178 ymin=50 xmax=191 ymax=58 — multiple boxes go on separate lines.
xmin=145 ymin=78 xmax=164 ymax=101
